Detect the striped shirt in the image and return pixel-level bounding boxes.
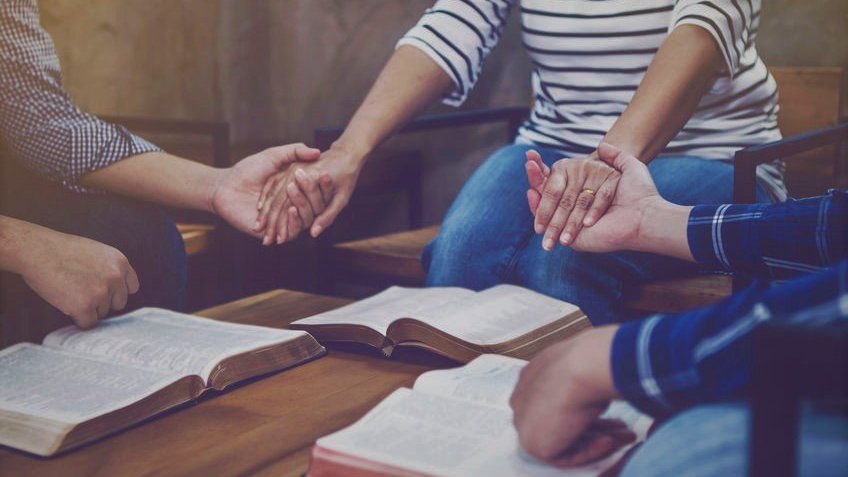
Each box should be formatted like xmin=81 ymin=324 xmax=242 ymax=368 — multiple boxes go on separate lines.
xmin=0 ymin=0 xmax=160 ymax=192
xmin=399 ymin=0 xmax=787 ymax=201
xmin=612 ymin=190 xmax=847 ymax=417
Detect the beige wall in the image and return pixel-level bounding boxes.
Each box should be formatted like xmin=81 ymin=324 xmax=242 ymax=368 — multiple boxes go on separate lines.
xmin=41 ymin=0 xmax=848 ymax=222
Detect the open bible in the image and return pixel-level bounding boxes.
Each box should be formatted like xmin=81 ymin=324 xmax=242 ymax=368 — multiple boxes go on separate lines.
xmin=307 ymin=354 xmax=653 ymax=477
xmin=290 ymin=285 xmax=590 ymax=362
xmin=0 ymin=308 xmax=325 ymax=456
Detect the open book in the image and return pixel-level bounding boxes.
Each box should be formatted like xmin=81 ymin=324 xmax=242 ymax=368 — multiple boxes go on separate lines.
xmin=0 ymin=308 xmax=325 ymax=456
xmin=307 ymin=354 xmax=652 ymax=477
xmin=290 ymin=285 xmax=590 ymax=362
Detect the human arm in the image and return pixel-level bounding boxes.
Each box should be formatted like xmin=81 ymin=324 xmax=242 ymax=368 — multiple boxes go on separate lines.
xmin=511 ymin=259 xmax=848 ymax=464
xmin=254 ymin=0 xmax=517 ymax=243
xmin=79 ymin=145 xmax=320 ymax=238
xmin=253 ymin=44 xmax=453 ymax=244
xmin=0 ymin=215 xmax=139 ymax=328
xmin=528 ymin=144 xmax=848 ymax=277
xmin=533 ymin=8 xmax=748 ymax=248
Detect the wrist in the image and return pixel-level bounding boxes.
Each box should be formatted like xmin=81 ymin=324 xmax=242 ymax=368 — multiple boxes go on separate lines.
xmin=205 ymin=167 xmax=227 ymax=215
xmin=566 ymin=327 xmax=620 ymax=403
xmin=635 ymin=198 xmax=694 ymax=261
xmin=332 ymin=136 xmax=372 ymax=166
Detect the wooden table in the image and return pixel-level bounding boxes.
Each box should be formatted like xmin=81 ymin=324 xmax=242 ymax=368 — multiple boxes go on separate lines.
xmin=0 ymin=289 xmax=454 ymax=477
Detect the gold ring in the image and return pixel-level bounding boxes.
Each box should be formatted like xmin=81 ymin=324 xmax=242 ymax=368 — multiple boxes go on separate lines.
xmin=581 ymin=188 xmax=596 ymax=196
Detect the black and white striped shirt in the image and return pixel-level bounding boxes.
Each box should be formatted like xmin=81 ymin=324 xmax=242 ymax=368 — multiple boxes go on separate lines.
xmin=399 ymin=0 xmax=786 ymax=201
xmin=0 ymin=0 xmax=160 ymax=192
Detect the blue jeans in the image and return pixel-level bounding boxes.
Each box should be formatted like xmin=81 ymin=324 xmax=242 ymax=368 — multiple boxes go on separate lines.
xmin=621 ymin=403 xmax=848 ymax=477
xmin=423 ymin=144 xmax=771 ymax=324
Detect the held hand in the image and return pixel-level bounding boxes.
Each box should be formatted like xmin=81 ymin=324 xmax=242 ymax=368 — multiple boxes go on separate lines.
xmin=528 ymin=151 xmax=622 ymax=251
xmin=21 ymin=230 xmax=140 ymax=329
xmin=526 ymin=143 xmax=661 ymax=254
xmin=211 ymin=143 xmax=321 ymax=239
xmin=510 ymin=326 xmax=631 ymax=466
xmin=254 ymin=144 xmax=362 ymax=244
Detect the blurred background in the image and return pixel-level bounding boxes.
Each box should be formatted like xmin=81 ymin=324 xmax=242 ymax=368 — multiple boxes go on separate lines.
xmin=38 ymin=0 xmax=848 ymax=306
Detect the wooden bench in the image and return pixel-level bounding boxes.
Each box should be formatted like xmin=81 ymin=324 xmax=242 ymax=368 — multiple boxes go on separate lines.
xmin=322 ymin=67 xmax=846 ymax=314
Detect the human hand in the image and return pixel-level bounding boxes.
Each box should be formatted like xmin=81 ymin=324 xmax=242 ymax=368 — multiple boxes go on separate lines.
xmin=254 ymin=144 xmax=362 ymax=244
xmin=211 ymin=143 xmax=322 ymax=239
xmin=20 ymin=228 xmax=139 ymax=329
xmin=526 ymin=143 xmax=662 ymax=254
xmin=510 ymin=326 xmax=633 ymax=466
xmin=526 ymin=150 xmax=622 ymax=251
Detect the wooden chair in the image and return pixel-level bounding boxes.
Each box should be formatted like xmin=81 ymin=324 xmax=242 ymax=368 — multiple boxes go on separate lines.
xmin=319 ymin=67 xmax=846 ymax=311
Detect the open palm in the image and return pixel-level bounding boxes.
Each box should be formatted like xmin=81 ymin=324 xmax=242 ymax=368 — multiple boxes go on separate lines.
xmin=211 ymin=144 xmax=320 ymax=238
xmin=527 ymin=143 xmax=661 ymax=253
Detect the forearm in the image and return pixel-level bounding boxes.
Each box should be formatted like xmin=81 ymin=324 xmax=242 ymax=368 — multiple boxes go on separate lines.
xmin=612 ymin=260 xmax=847 ymax=417
xmin=0 ymin=216 xmax=51 ymax=275
xmin=333 ymin=45 xmax=453 ymax=162
xmin=602 ymin=25 xmax=723 ymax=162
xmin=78 ymin=152 xmax=221 ymax=213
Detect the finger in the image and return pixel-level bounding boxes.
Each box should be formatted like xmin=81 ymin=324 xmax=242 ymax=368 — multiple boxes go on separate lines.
xmin=262 ymin=143 xmax=321 ymax=168
xmin=263 ymin=179 xmax=291 ymax=246
xmin=256 ymin=174 xmax=279 ymax=214
xmin=534 ymin=166 xmax=567 ymax=234
xmin=72 ymin=309 xmax=99 ymax=330
xmin=560 ymin=189 xmax=595 ymax=246
xmin=547 ymin=171 xmax=582 ymax=247
xmin=257 ymin=176 xmax=289 ymax=237
xmin=110 ymin=280 xmax=129 ymax=311
xmin=543 ymin=198 xmax=572 ymax=251
xmin=318 ymin=172 xmax=334 ymax=204
xmin=583 ymin=171 xmax=620 ymax=227
xmin=525 ymin=160 xmax=546 ymax=192
xmin=125 ymin=263 xmax=140 ymax=294
xmin=286 ymin=206 xmax=302 ymax=242
xmin=527 ymin=189 xmax=541 ymax=214
xmin=311 ymin=193 xmax=348 ymax=238
xmin=526 ymin=149 xmax=551 ymax=176
xmin=295 ymin=168 xmax=326 ymax=217
xmin=283 ymin=182 xmax=313 ymax=244
xmin=552 ymin=434 xmax=620 ymax=467
xmin=96 ymin=297 xmax=110 ymax=320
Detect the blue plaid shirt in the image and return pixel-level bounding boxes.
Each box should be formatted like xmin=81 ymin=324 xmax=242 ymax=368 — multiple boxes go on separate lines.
xmin=612 ymin=190 xmax=848 ymax=417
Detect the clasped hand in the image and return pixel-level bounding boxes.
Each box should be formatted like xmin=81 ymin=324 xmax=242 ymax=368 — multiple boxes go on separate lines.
xmin=525 ymin=143 xmax=660 ymax=253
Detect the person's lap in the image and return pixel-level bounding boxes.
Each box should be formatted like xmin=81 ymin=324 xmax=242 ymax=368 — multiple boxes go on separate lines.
xmin=0 ymin=167 xmax=186 ymax=346
xmin=620 ymin=402 xmax=848 ymax=477
xmin=424 ymin=143 xmax=772 ymax=324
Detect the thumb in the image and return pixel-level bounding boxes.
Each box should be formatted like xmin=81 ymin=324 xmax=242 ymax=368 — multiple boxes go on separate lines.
xmin=596 ymin=142 xmax=638 ymax=172
xmin=263 ymin=143 xmax=321 ymax=169
xmin=310 ymin=193 xmax=347 ymax=238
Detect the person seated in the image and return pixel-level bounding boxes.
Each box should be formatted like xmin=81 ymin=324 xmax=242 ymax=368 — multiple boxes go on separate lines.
xmin=0 ymin=0 xmax=326 ymax=344
xmin=510 ymin=143 xmax=847 ymax=476
xmin=252 ymin=0 xmax=785 ymax=325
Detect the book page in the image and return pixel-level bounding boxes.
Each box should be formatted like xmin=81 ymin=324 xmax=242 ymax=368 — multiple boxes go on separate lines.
xmin=291 ymin=287 xmax=475 ymax=336
xmin=413 ymin=355 xmax=653 ymax=435
xmin=412 ymin=285 xmax=581 ymax=345
xmin=413 ymin=354 xmax=526 ymax=409
xmin=43 ymin=308 xmax=311 ymax=382
xmin=0 ymin=344 xmax=182 ymax=424
xmin=317 ymin=388 xmax=645 ymax=477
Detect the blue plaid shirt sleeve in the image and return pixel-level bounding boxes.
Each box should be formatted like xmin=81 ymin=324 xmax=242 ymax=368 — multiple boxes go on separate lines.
xmin=0 ymin=0 xmax=160 ymax=192
xmin=686 ymin=190 xmax=848 ymax=280
xmin=611 ymin=191 xmax=848 ymax=418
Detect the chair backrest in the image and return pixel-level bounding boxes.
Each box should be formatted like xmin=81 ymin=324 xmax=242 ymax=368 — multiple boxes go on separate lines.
xmin=770 ymin=67 xmax=846 ymax=195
